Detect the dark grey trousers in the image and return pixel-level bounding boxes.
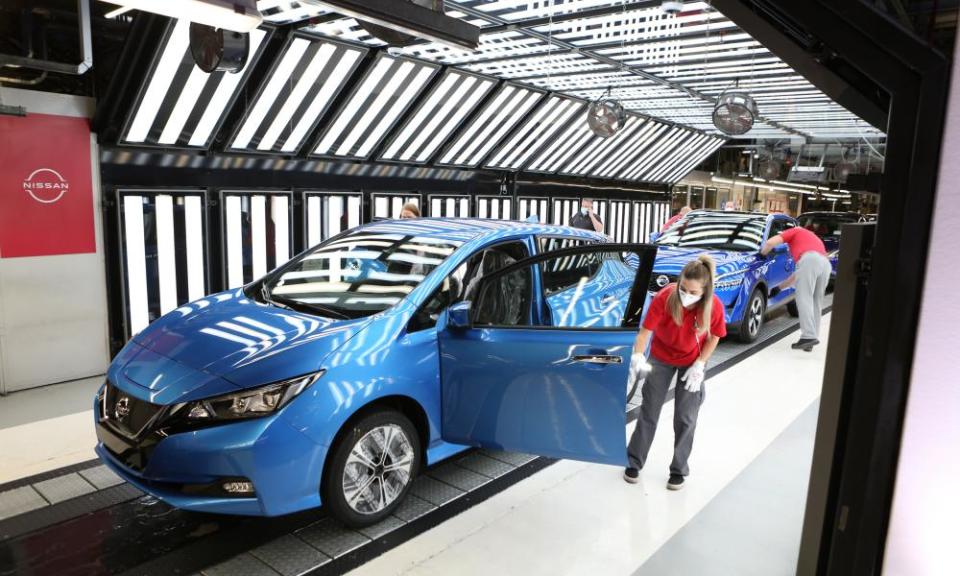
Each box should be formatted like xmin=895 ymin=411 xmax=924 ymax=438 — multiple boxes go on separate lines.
xmin=626 ymin=357 xmax=706 ymax=477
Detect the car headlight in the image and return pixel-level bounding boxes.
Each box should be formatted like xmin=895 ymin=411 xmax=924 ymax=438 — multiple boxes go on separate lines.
xmin=170 ymin=371 xmax=324 ymax=424
xmin=714 ymin=274 xmax=745 ymax=291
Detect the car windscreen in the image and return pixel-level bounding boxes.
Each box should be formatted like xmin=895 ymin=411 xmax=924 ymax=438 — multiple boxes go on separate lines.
xmin=796 ymin=214 xmax=858 ymax=237
xmin=263 ymin=232 xmax=463 ymax=318
xmin=655 ymin=213 xmax=765 ymax=252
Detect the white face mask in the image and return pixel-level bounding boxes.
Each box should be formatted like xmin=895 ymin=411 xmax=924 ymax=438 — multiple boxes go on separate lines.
xmin=678 ymin=288 xmax=702 ymax=308
xmin=580 ymin=208 xmax=589 ymax=215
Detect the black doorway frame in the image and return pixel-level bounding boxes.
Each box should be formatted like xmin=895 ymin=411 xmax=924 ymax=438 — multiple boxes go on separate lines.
xmin=715 ymin=1 xmax=953 ymax=574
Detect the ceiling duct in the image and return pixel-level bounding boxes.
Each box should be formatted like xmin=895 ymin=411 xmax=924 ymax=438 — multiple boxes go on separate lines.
xmin=712 ymin=81 xmax=759 ymax=136
xmin=312 ymin=0 xmax=479 ymax=50
xmin=357 ymin=0 xmax=443 ymax=47
xmin=759 ymin=157 xmax=782 ymax=179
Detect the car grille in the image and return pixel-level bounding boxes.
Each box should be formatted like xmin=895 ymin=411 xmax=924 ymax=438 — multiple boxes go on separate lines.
xmin=648 ymin=273 xmax=677 ymax=292
xmin=103 ymin=383 xmax=165 ymax=438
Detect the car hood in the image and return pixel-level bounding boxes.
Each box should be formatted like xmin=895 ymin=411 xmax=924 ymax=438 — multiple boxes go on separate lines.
xmin=653 ymin=246 xmax=757 ymax=277
xmin=124 ymin=289 xmax=371 ymax=397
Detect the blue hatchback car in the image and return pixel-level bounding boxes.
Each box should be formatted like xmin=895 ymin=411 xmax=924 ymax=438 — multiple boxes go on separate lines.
xmin=649 ymin=210 xmax=799 ymax=342
xmin=95 ymin=219 xmax=656 ymax=526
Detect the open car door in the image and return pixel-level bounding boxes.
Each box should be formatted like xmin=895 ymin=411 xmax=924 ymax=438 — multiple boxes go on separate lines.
xmin=437 ymin=243 xmax=656 ymax=466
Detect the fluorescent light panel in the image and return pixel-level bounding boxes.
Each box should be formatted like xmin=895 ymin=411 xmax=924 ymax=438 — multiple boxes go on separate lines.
xmin=233 ymin=38 xmax=311 ymax=149
xmin=123 ymin=195 xmax=149 ymax=333
xmin=258 ymin=43 xmax=341 ymax=150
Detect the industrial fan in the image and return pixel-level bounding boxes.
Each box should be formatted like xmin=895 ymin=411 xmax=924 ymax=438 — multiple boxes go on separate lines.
xmin=586 ymin=92 xmax=627 ymax=138
xmin=758 ymin=157 xmax=782 ymax=180
xmin=190 ymin=23 xmax=250 ymax=73
xmin=713 ymin=81 xmax=759 ymax=136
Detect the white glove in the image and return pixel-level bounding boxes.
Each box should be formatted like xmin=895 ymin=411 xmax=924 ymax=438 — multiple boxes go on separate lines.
xmin=628 ymin=353 xmax=652 ymax=386
xmin=681 ymin=360 xmax=706 ymax=393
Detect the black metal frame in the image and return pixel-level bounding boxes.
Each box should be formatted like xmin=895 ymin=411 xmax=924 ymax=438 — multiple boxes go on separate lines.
xmin=714 ymin=1 xmax=953 ymax=574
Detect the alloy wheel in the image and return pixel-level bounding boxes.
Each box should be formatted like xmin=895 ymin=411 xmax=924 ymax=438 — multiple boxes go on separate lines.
xmin=748 ymin=295 xmax=764 ymax=337
xmin=342 ymin=424 xmax=415 ymax=515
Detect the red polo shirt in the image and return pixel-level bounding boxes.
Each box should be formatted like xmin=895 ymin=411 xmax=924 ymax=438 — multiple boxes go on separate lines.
xmin=780 ymin=227 xmax=826 ymax=262
xmin=643 ymin=285 xmax=727 ymax=367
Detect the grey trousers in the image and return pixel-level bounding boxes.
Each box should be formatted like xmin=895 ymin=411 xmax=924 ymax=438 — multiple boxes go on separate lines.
xmin=626 ymin=358 xmax=705 ymax=477
xmin=795 ymin=252 xmax=832 ymax=340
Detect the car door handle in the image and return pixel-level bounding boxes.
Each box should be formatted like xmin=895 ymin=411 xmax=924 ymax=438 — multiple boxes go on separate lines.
xmin=572 ymin=354 xmax=623 ymax=365
xmin=600 ymin=293 xmax=616 ymax=302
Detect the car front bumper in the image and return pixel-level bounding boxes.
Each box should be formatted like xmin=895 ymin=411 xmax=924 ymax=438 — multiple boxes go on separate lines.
xmin=93 ymin=398 xmax=328 ymax=517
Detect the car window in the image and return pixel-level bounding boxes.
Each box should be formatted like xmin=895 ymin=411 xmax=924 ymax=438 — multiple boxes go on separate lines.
xmin=409 ymin=241 xmax=528 ymax=332
xmin=538 ymin=237 xmax=602 ymax=295
xmin=266 ymin=231 xmax=462 ymax=318
xmin=797 ymin=214 xmax=857 ymax=237
xmin=473 ymin=266 xmax=534 ymax=327
xmin=768 ymin=219 xmax=795 ymax=238
xmin=473 ymin=247 xmax=645 ymax=329
xmin=656 ymin=212 xmax=765 ymax=252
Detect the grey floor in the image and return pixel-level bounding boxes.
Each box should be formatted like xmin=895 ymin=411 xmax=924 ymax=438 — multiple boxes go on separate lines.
xmin=634 ymin=400 xmax=820 ymax=576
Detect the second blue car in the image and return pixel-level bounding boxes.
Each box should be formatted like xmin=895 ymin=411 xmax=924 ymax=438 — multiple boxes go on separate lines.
xmin=650 ymin=210 xmax=799 ymax=342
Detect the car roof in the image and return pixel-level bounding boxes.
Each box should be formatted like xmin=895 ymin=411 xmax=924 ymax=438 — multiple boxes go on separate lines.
xmin=798 ymin=211 xmax=862 ymax=217
xmin=687 ymin=209 xmax=788 ymax=220
xmin=349 ymin=217 xmax=609 ymax=243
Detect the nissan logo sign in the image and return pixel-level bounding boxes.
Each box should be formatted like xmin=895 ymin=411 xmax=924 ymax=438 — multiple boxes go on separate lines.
xmin=656 ymin=275 xmax=670 ymax=288
xmin=115 ymin=396 xmax=131 ymax=421
xmin=22 ymin=168 xmax=69 ymax=204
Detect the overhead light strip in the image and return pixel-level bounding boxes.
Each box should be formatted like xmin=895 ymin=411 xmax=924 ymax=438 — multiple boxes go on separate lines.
xmin=661 ymin=137 xmax=721 ymax=183
xmin=232 ymin=37 xmax=312 ymax=149
xmin=502 ymin=99 xmax=583 ymax=169
xmin=594 ymin=119 xmax=660 ymax=177
xmin=464 ymin=88 xmax=543 ymax=165
xmin=646 ymin=133 xmax=709 ymax=183
xmin=635 ymin=131 xmax=698 ymax=181
xmin=578 ymin=117 xmax=647 ymax=176
xmin=486 ymin=95 xmax=562 ymax=167
xmin=622 ymin=126 xmax=687 ymax=180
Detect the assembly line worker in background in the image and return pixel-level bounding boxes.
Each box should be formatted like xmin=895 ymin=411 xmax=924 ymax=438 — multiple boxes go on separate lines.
xmin=661 ymin=205 xmax=692 ymax=233
xmin=400 ymin=203 xmax=420 ymax=219
xmin=624 ymin=255 xmax=725 ymax=491
xmin=761 ymin=225 xmax=831 ymax=352
xmin=568 ymin=198 xmax=604 ymax=232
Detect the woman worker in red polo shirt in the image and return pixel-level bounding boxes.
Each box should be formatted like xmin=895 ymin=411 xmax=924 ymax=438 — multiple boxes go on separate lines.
xmin=624 ymin=254 xmax=726 ymax=490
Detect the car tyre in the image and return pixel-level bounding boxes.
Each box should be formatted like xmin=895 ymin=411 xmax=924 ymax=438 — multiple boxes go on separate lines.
xmin=324 ymin=410 xmax=421 ymax=528
xmin=787 ymin=300 xmax=800 ymax=318
xmin=737 ymin=289 xmax=766 ymax=343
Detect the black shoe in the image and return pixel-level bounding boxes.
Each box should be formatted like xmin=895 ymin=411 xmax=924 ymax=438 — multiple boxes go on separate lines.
xmin=667 ymin=474 xmax=685 ymax=491
xmin=623 ymin=467 xmax=640 ymax=484
xmin=792 ymin=338 xmax=819 ymax=351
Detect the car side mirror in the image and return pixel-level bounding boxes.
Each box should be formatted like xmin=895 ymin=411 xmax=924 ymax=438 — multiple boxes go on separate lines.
xmin=774 ymin=244 xmax=789 ymax=254
xmin=446 ymin=301 xmax=472 ymax=329
xmin=649 ymin=232 xmax=661 ymax=243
